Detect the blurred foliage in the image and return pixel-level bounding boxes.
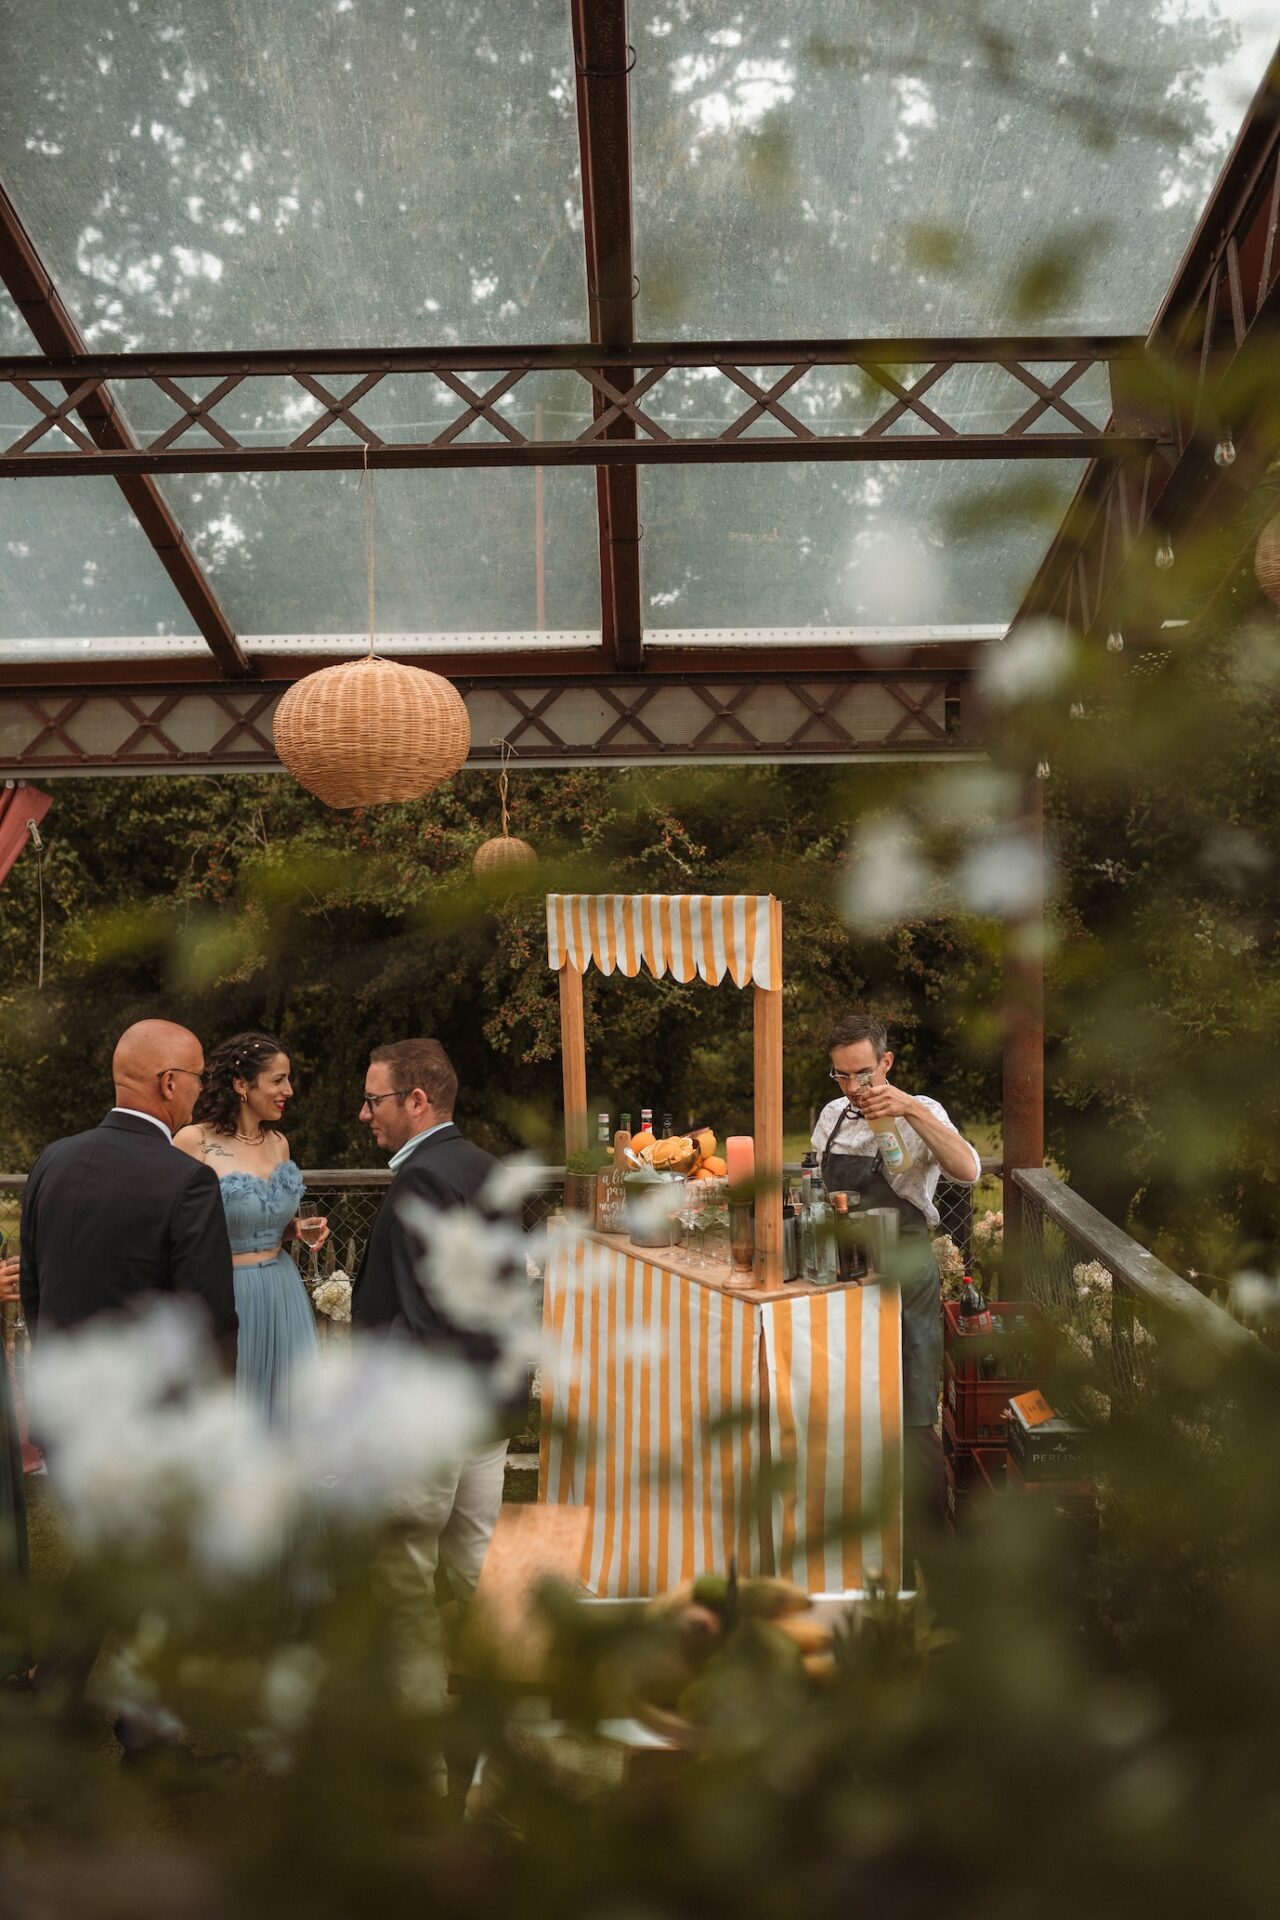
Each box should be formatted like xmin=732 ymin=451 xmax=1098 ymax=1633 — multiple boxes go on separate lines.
xmin=1 ymin=1324 xmax=1278 ymax=1915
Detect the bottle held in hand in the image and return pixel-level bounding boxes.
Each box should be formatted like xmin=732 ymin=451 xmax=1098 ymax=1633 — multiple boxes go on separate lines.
xmin=854 ymin=1069 xmax=914 ymax=1173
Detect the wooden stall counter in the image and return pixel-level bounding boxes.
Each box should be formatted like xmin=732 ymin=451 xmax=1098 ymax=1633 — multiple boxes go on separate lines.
xmin=539 ymin=1217 xmax=903 ymax=1601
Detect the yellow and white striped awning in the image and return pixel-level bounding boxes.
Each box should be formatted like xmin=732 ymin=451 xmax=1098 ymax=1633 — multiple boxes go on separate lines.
xmin=546 ymin=893 xmax=779 ymax=990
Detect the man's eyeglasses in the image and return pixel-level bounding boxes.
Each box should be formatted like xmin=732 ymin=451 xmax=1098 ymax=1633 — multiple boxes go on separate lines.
xmin=361 ymin=1089 xmax=412 ymax=1112
xmin=829 ymin=1068 xmax=874 ymax=1086
xmin=159 ymin=1067 xmax=206 ymax=1088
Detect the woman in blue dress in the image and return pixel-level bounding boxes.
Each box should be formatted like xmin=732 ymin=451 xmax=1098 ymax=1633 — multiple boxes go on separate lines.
xmin=175 ymin=1031 xmax=327 ymax=1421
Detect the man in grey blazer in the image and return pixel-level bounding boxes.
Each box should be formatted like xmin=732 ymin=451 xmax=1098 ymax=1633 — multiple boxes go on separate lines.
xmin=352 ymin=1037 xmax=514 ymax=1718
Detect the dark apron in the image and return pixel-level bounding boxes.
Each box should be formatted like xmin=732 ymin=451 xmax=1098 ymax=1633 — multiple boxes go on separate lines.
xmin=820 ymin=1110 xmax=940 ymax=1428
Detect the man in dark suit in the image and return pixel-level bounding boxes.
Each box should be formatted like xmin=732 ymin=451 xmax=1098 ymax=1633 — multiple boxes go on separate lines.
xmin=19 ymin=1018 xmax=237 ymax=1750
xmin=352 ymin=1037 xmax=514 ymax=1718
xmin=20 ymin=1017 xmax=237 ymax=1348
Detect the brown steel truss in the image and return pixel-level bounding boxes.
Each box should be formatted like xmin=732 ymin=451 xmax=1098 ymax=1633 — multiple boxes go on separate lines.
xmin=1012 ymin=47 xmax=1280 ymax=644
xmin=573 ymin=0 xmax=642 ymax=671
xmin=0 ymin=183 xmax=248 ymax=678
xmin=0 ymin=336 xmax=1151 ymax=479
xmin=0 ymin=671 xmax=968 ymax=776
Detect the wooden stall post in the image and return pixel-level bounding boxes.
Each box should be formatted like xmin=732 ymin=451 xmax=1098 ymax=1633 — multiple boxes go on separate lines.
xmin=559 ymin=961 xmax=589 ymax=1160
xmin=753 ymin=895 xmax=784 ymax=1290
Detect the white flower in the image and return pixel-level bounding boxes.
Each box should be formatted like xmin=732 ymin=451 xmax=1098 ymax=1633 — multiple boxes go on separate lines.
xmin=1074 ymin=1260 xmax=1114 ymax=1297
xmin=933 ymin=1235 xmax=965 ymax=1282
xmin=262 ymin=1645 xmax=327 ymax=1734
xmin=288 ymin=1340 xmax=490 ymax=1516
xmin=956 ymin=830 xmax=1045 ymax=918
xmin=395 ymin=1192 xmax=545 ymax=1397
xmin=977 ymin=619 xmax=1076 ymax=707
xmin=312 ymin=1274 xmax=352 ymax=1322
xmin=841 ymin=815 xmax=933 ymax=930
xmin=1230 ymin=1270 xmax=1280 ymax=1322
xmin=479 ymin=1152 xmax=547 ymax=1214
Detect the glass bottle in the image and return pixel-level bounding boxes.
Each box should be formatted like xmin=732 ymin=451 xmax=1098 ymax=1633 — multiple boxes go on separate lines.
xmin=854 ymin=1070 xmax=914 ymax=1173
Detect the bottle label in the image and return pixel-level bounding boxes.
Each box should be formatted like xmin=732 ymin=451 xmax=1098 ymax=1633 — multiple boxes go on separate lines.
xmin=878 ymin=1130 xmax=905 ymax=1171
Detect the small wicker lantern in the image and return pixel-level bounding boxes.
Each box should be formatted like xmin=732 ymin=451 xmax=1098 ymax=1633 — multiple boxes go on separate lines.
xmin=274 ymin=656 xmax=470 ymax=809
xmin=1255 ymin=512 xmax=1280 ymax=609
xmin=474 ymin=832 xmax=538 ymax=874
xmin=473 ymin=744 xmax=537 ymax=875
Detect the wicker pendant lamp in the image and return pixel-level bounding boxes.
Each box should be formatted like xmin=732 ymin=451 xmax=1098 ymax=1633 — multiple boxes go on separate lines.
xmin=273 ymin=462 xmax=470 ymax=808
xmin=473 ymin=743 xmax=537 ymax=875
xmin=1255 ymin=512 xmax=1280 ymax=609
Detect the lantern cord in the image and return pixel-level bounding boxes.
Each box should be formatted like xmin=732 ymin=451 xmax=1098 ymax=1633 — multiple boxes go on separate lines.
xmin=360 ymin=444 xmax=377 ymax=661
xmin=494 ymin=737 xmax=517 ymax=838
xmin=27 ymin=818 xmax=45 ymax=991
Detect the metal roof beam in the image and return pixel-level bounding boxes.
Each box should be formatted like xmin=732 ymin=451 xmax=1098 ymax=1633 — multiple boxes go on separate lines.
xmin=1010 ymin=43 xmax=1280 ymax=645
xmin=0 ymin=182 xmax=250 ymax=680
xmin=571 ymin=0 xmax=643 ymax=672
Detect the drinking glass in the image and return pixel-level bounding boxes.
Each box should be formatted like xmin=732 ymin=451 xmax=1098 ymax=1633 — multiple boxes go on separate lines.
xmin=296 ymin=1213 xmax=328 ymax=1254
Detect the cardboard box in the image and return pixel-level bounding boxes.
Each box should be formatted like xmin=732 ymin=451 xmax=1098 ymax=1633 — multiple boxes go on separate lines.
xmin=1006 ymin=1392 xmax=1090 ymax=1483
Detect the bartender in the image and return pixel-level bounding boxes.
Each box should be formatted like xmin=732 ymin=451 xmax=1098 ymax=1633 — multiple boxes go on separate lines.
xmin=812 ymin=1013 xmax=982 ymax=1448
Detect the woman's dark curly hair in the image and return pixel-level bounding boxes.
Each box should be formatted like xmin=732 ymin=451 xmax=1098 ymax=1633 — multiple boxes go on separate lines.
xmin=192 ymin=1031 xmax=288 ymax=1136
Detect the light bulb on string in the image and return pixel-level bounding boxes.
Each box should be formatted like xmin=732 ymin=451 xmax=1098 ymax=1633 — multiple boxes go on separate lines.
xmin=1106 ymin=630 xmax=1125 ymax=653
xmin=1214 ymin=436 xmax=1236 ymax=468
xmin=1155 ymin=542 xmax=1174 ymax=571
xmin=1035 ymin=760 xmax=1051 ymax=781
xmin=1069 ymin=701 xmax=1085 ymax=721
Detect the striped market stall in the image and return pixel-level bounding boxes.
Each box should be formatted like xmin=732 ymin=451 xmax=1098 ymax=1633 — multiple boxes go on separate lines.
xmin=539 ymin=892 xmax=904 ymax=1596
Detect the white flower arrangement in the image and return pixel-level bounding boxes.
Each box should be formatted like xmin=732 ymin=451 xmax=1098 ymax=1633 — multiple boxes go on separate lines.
xmin=312 ymin=1272 xmax=353 ymax=1323
xmin=933 ymin=1234 xmax=965 ymax=1282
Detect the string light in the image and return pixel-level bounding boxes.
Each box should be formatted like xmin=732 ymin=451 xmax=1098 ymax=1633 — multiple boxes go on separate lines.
xmin=1106 ymin=630 xmax=1125 ymax=653
xmin=1035 ymin=760 xmax=1051 ymax=781
xmin=1155 ymin=542 xmax=1175 ymax=570
xmin=1069 ymin=701 xmax=1085 ymax=720
xmin=1214 ymin=436 xmax=1236 ymax=468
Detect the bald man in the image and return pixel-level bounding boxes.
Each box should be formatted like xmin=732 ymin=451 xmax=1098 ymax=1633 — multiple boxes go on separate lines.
xmin=19 ymin=1020 xmax=237 ymax=1348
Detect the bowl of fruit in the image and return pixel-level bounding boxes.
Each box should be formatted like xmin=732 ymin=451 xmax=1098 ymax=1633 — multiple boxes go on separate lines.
xmin=632 ymin=1567 xmax=839 ymax=1748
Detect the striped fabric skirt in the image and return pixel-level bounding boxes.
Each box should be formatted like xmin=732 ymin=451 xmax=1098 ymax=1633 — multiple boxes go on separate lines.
xmin=539 ymin=1225 xmax=902 ymax=1597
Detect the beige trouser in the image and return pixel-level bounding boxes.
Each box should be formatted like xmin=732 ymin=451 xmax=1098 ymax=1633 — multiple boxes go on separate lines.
xmin=378 ymin=1437 xmax=509 ymax=1717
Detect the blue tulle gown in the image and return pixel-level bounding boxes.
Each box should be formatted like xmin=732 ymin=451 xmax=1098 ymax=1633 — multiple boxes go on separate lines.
xmin=220 ymin=1161 xmax=318 ymax=1422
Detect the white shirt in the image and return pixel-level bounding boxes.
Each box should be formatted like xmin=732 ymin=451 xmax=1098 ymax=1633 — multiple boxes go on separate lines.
xmin=388 ymin=1121 xmax=451 ymax=1172
xmin=810 ymin=1092 xmax=979 ymax=1232
xmin=110 ymin=1106 xmax=173 ymax=1144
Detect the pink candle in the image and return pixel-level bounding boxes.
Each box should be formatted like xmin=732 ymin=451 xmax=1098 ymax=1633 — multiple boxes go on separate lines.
xmin=726 ymin=1135 xmax=755 ymax=1190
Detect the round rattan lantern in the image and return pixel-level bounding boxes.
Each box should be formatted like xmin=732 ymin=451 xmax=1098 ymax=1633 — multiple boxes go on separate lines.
xmin=273 ymin=656 xmax=470 ymax=809
xmin=474 ymin=832 xmax=538 ymax=875
xmin=472 ymin=745 xmax=537 ymax=875
xmin=1255 ymin=512 xmax=1280 ymax=609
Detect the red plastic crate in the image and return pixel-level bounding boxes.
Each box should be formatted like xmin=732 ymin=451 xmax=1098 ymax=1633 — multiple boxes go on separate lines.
xmin=942 ymin=1299 xmax=1047 ymax=1369
xmin=945 ymin=1366 xmax=1037 ymax=1443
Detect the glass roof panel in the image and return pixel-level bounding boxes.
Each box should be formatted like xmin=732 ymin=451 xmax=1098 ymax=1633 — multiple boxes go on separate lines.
xmin=0 ymin=478 xmax=201 ymax=647
xmin=632 ymin=2 xmax=1277 ymax=338
xmin=639 ymin=458 xmax=1087 ymax=635
xmin=155 ymin=467 xmax=601 ymax=639
xmin=0 ymin=0 xmax=584 ymax=352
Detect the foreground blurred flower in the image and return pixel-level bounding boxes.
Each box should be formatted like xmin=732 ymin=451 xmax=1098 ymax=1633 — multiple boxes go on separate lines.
xmin=977 ymin=618 xmax=1076 ymax=707
xmin=398 ymin=1189 xmax=545 ymax=1399
xmin=1229 ymin=1269 xmax=1280 ymax=1322
xmin=28 ymin=1299 xmax=492 ymax=1573
xmin=841 ymin=816 xmax=934 ymax=930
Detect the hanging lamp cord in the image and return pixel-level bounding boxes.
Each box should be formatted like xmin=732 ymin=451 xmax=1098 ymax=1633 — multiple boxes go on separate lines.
xmin=498 ymin=738 xmax=516 ymax=837
xmin=27 ymin=818 xmax=45 ymax=990
xmin=360 ymin=445 xmax=378 ymax=661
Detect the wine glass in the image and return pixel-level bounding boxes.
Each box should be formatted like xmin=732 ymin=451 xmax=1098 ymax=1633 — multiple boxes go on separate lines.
xmin=295 ymin=1213 xmax=328 ymax=1257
